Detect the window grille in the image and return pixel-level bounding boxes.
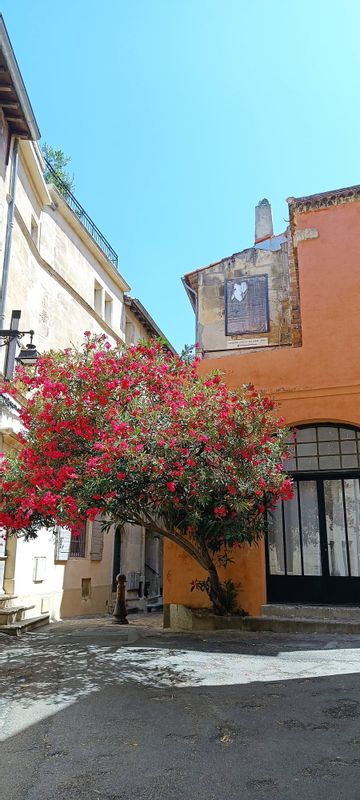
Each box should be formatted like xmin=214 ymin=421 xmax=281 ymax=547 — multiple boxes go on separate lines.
xmin=69 ymin=524 xmax=87 ymax=558
xmin=285 ymin=425 xmax=360 ymax=472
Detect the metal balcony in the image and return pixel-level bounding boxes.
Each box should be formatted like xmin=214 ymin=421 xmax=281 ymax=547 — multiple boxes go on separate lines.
xmin=43 ymin=158 xmax=118 ymax=269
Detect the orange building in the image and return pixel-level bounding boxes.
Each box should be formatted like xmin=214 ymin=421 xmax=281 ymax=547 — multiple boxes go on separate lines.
xmin=164 ymin=187 xmax=360 ymax=617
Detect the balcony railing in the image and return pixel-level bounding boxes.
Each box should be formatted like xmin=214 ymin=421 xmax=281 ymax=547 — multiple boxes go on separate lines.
xmin=43 ymin=158 xmax=119 ymax=269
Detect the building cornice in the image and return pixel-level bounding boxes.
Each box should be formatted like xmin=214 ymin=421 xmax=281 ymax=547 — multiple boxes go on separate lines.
xmin=0 ymin=15 xmax=40 ymax=140
xmin=287 ymin=184 xmax=360 ymax=214
xmin=14 ymin=206 xmax=125 ymax=344
xmin=48 ymin=185 xmax=130 ymax=293
xmin=19 ymin=140 xmax=52 ymax=206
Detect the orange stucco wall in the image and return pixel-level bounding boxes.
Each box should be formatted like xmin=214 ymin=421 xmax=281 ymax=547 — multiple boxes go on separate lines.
xmin=164 ymin=199 xmax=360 ymax=615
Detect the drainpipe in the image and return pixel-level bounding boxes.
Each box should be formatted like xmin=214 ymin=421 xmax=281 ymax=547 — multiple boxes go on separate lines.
xmin=182 ymin=278 xmax=199 ymax=349
xmin=0 ymin=136 xmax=19 ymax=326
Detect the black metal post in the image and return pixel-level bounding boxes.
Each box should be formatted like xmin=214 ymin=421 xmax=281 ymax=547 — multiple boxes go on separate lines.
xmin=113 ymin=573 xmax=128 ymax=624
xmin=4 ymin=309 xmax=20 ymax=380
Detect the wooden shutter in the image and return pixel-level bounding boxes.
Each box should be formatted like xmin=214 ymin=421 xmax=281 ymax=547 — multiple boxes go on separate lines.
xmin=127 ymin=571 xmax=140 ymax=590
xmin=90 ymin=516 xmax=104 ymax=561
xmin=54 ymin=526 xmax=71 ymax=561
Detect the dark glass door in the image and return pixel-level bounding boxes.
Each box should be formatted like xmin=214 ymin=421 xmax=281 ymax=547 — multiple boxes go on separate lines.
xmin=267 ymin=475 xmax=360 ymax=604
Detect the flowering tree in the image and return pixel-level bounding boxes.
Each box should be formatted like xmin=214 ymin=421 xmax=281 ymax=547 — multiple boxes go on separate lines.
xmin=0 ymin=336 xmax=292 ymax=614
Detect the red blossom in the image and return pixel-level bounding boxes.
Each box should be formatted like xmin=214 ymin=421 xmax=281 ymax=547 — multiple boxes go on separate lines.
xmin=0 ymin=335 xmax=290 ymax=581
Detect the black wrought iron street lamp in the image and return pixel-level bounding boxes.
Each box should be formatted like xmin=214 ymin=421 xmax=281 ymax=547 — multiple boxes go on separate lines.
xmin=0 ymin=310 xmax=40 ymax=380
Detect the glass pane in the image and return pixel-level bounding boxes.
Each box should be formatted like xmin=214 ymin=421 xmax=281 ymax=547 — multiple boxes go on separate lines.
xmin=340 ymin=428 xmax=356 ymax=440
xmin=319 ymin=455 xmax=341 ymax=469
xmin=296 ymin=428 xmax=317 ymax=443
xmin=318 ymin=427 xmax=339 ymax=441
xmin=297 ymin=456 xmax=318 ymax=471
xmin=285 ymin=458 xmax=296 ymax=471
xmin=319 ymin=441 xmax=339 ymax=455
xmin=344 ymin=479 xmax=360 ymax=577
xmin=284 ymin=486 xmax=302 ymax=575
xmin=297 ymin=442 xmax=318 ymax=457
xmin=267 ymin=503 xmax=285 ymax=575
xmin=299 ymin=481 xmax=322 ymax=575
xmin=340 ymin=440 xmax=357 ymax=454
xmin=341 ymin=455 xmax=359 ymax=469
xmin=324 ymin=480 xmax=349 ymax=576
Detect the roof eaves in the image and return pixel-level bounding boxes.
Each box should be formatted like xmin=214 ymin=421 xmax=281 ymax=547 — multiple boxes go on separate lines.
xmin=0 ymin=15 xmax=40 ymax=140
xmin=287 ymin=184 xmax=360 ymax=213
xmin=124 ymin=296 xmax=176 ymax=354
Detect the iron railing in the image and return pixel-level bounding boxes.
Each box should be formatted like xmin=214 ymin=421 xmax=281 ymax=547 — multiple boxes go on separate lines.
xmin=43 ymin=158 xmax=119 ymax=269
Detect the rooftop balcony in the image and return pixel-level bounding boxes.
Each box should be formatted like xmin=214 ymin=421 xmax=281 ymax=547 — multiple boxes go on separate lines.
xmin=43 ymin=158 xmax=118 ymax=269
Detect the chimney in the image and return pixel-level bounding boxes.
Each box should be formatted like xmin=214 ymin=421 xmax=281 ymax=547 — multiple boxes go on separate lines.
xmin=255 ymin=198 xmax=273 ymax=243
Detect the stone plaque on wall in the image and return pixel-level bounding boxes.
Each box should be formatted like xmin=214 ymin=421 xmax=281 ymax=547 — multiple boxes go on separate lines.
xmin=225 ymin=275 xmax=269 ymax=335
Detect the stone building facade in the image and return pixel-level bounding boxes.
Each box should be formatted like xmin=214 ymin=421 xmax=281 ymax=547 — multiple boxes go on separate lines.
xmin=0 ymin=17 xmax=170 ymax=625
xmin=164 ymin=187 xmax=360 ymax=619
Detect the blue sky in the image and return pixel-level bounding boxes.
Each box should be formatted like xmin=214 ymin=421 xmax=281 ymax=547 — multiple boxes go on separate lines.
xmin=2 ymin=1 xmax=360 ymax=351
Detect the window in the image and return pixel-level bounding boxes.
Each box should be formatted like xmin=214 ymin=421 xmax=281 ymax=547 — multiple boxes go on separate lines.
xmin=54 ymin=523 xmax=87 ymax=560
xmin=69 ymin=524 xmax=87 ymax=558
xmin=33 ymin=556 xmax=46 ymax=582
xmin=285 ymin=425 xmax=360 ymax=472
xmin=81 ymin=578 xmax=91 ymax=598
xmin=94 ymin=281 xmax=103 ymax=316
xmin=31 ymin=216 xmax=39 ymax=247
xmin=104 ymin=294 xmax=113 ymax=325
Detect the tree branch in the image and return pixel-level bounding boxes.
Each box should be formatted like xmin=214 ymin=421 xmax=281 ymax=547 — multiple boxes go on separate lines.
xmin=125 ymin=512 xmax=209 ymax=570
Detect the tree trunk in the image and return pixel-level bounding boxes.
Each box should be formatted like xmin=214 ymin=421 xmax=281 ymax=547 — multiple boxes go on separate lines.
xmin=205 ymin=561 xmax=231 ymax=615
xmin=196 ymin=539 xmax=232 ymax=615
xmin=130 ymin=515 xmax=234 ymax=615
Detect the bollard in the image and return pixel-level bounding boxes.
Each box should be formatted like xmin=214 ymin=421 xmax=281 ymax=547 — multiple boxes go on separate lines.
xmin=113 ymin=573 xmax=128 ymax=624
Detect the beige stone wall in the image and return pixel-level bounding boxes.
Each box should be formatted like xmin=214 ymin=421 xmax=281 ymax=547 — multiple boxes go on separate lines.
xmin=197 ymin=237 xmax=292 ymax=358
xmin=0 ymin=115 xmax=11 ymax=266
xmin=0 ymin=136 xmax=165 ymax=619
xmin=10 ymin=523 xmax=115 ymax=620
xmin=0 ymin=138 xmax=126 ymax=618
xmin=124 ymin=306 xmax=153 ymax=344
xmin=5 ymin=147 xmax=126 ymax=352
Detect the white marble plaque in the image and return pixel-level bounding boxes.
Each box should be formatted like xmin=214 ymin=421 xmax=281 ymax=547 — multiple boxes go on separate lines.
xmin=226 ymin=337 xmax=269 ymax=349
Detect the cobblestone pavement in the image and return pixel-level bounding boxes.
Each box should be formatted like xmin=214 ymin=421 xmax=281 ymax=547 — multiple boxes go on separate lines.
xmin=2 ymin=615 xmax=360 ymax=800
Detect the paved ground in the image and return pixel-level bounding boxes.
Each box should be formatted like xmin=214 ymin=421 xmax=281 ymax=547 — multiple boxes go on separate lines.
xmin=2 ymin=615 xmax=360 ymax=799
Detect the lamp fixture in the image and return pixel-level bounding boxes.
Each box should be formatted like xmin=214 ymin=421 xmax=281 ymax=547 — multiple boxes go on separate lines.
xmin=16 ymin=332 xmax=40 ymax=366
xmin=0 ymin=310 xmax=40 ymax=379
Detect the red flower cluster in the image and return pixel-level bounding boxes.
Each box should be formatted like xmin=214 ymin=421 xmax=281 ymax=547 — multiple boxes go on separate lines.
xmin=0 ymin=335 xmax=291 ymax=559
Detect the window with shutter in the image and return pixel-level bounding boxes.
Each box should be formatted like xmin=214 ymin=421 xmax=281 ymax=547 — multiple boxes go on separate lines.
xmin=127 ymin=571 xmax=140 ymax=590
xmin=54 ymin=526 xmax=72 ymax=561
xmin=90 ymin=516 xmax=104 ymax=560
xmin=54 ymin=524 xmax=87 ymax=561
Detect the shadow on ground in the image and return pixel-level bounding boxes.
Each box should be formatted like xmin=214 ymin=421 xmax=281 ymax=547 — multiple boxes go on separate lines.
xmin=2 ymin=621 xmax=360 ymax=800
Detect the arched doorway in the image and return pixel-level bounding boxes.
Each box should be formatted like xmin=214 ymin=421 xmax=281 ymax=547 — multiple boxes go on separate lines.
xmin=266 ymin=424 xmax=360 ymax=605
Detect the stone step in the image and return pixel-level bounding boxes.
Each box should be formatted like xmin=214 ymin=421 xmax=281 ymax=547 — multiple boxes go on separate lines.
xmin=0 ymin=594 xmax=18 ymax=609
xmin=261 ymin=604 xmax=360 ymax=622
xmin=244 ymin=615 xmax=360 ymax=634
xmin=147 ymin=599 xmax=164 ymax=613
xmin=0 ymin=605 xmax=35 ymax=625
xmin=0 ymin=613 xmax=50 ymax=636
